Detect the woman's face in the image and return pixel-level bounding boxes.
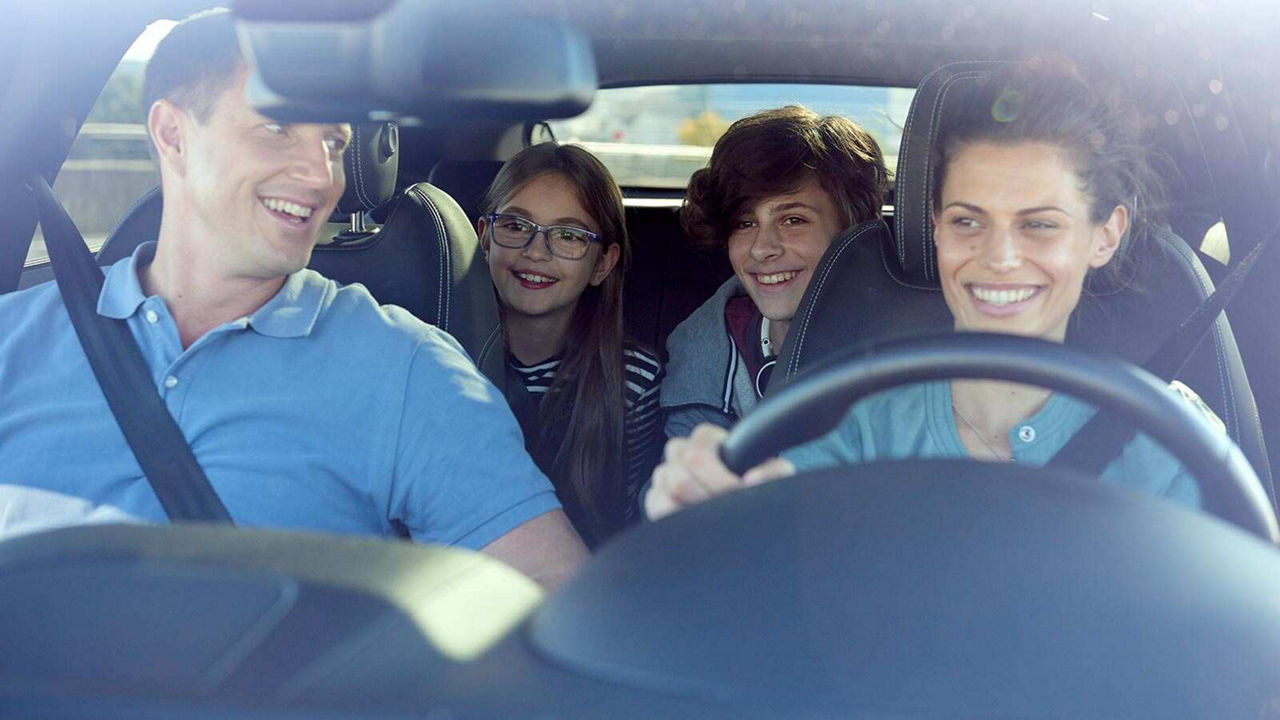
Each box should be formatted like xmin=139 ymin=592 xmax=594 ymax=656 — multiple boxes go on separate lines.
xmin=933 ymin=141 xmax=1127 ymax=343
xmin=479 ymin=173 xmax=620 ymax=324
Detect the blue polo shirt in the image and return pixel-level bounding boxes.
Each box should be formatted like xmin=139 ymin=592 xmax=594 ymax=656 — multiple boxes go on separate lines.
xmin=0 ymin=242 xmax=560 ymax=547
xmin=782 ymin=381 xmax=1202 ymax=508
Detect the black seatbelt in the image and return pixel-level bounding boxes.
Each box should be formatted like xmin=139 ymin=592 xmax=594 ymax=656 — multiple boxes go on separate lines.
xmin=26 ymin=174 xmax=233 ymax=523
xmin=1049 ymin=223 xmax=1280 ymax=476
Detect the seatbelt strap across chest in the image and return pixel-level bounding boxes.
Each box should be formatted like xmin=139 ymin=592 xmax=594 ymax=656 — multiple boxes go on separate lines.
xmin=27 ymin=174 xmax=233 ymax=524
xmin=1048 ymin=222 xmax=1280 ymax=478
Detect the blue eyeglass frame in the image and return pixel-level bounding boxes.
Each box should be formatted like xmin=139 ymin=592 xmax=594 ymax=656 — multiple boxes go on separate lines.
xmin=484 ymin=212 xmax=603 ymax=260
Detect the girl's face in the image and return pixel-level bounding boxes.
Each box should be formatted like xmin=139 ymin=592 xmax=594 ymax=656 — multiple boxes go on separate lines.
xmin=933 ymin=141 xmax=1127 ymax=343
xmin=479 ymin=173 xmax=620 ymax=325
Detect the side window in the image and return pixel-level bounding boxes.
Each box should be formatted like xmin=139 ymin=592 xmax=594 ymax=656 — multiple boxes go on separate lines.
xmin=27 ymin=20 xmax=175 ymax=266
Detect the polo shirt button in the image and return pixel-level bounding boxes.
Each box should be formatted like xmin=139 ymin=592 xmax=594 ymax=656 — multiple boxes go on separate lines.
xmin=144 ymin=310 xmax=159 ymax=324
xmin=1018 ymin=426 xmax=1036 ymax=443
xmin=164 ymin=375 xmax=179 ymax=389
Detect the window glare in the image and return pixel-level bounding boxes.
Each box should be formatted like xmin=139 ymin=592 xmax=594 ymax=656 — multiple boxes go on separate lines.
xmin=124 ymin=20 xmax=178 ymax=62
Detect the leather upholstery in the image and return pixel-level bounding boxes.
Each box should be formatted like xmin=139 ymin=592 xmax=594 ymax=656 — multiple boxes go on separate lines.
xmin=772 ymin=62 xmax=1275 ymax=507
xmin=97 ymin=186 xmax=163 ymax=267
xmin=97 ymin=122 xmax=400 ymax=265
xmin=309 ymin=183 xmax=498 ymax=357
xmin=333 ymin=122 xmax=399 ymax=217
xmin=427 ymin=160 xmax=505 ymax=223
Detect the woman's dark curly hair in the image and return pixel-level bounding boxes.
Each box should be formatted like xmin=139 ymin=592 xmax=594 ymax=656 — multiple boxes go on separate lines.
xmin=680 ymin=105 xmax=889 ymax=250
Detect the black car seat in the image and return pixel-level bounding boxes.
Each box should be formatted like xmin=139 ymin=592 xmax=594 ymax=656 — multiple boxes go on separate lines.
xmin=96 ymin=123 xmax=498 ymax=359
xmin=427 ymin=160 xmax=505 ymax=225
xmin=770 ymin=61 xmax=1276 ymax=508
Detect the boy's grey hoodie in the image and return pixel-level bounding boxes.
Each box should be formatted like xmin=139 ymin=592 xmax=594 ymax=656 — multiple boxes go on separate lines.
xmin=659 ymin=277 xmax=760 ymax=438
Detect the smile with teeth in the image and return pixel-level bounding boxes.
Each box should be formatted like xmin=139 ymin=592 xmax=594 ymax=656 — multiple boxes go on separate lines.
xmin=261 ymin=197 xmax=314 ymax=220
xmin=514 ymin=271 xmax=558 ymax=284
xmin=755 ymin=270 xmax=798 ymax=285
xmin=970 ymin=285 xmax=1041 ymax=306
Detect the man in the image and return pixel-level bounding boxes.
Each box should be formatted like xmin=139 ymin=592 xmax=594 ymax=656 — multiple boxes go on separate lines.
xmin=0 ymin=10 xmax=586 ymax=588
xmin=659 ymin=106 xmax=889 ymax=439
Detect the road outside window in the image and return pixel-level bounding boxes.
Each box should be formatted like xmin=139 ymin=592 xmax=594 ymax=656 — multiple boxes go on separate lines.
xmin=27 ymin=20 xmax=176 ymax=267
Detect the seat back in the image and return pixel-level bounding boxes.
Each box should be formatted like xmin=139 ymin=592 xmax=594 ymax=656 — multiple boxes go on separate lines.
xmin=427 ymin=160 xmax=505 ymax=224
xmin=95 ymin=123 xmax=497 ymax=359
xmin=772 ymin=62 xmax=1274 ymax=506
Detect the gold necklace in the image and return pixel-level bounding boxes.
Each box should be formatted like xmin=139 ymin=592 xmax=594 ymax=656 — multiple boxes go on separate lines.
xmin=951 ymin=402 xmax=1010 ymax=461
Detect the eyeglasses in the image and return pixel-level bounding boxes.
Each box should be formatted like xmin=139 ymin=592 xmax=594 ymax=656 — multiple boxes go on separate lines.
xmin=484 ymin=213 xmax=602 ymax=260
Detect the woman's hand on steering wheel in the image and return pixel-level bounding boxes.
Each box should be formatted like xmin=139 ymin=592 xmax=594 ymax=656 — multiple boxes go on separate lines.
xmin=645 ymin=424 xmax=795 ymax=521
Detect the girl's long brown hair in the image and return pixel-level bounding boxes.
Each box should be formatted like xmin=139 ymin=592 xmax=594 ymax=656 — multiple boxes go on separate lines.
xmin=481 ymin=143 xmax=630 ymax=543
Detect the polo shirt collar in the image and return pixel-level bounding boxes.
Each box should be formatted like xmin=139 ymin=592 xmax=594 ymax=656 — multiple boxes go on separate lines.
xmin=246 ymin=268 xmax=329 ymax=338
xmin=96 ymin=241 xmax=329 ymax=338
xmin=97 ymin=241 xmax=154 ymax=320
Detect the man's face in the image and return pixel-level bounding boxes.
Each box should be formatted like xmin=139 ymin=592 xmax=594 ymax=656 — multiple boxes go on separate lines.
xmin=725 ymin=178 xmax=845 ymax=326
xmin=171 ymin=68 xmax=350 ymax=280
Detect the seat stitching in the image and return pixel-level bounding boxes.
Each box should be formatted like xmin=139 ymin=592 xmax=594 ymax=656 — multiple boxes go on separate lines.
xmin=1165 ymin=238 xmax=1261 ymax=500
xmin=787 ymin=224 xmax=879 ymax=378
xmin=408 ymin=185 xmax=449 ymax=327
xmin=353 ymin=125 xmax=375 ymax=211
xmin=1168 ymin=237 xmax=1237 ymax=439
xmin=896 ymin=59 xmax=972 ymax=266
xmin=895 ymin=67 xmax=928 ymax=267
xmin=896 ymin=62 xmax=1003 ymax=283
xmin=477 ymin=324 xmax=501 ymax=369
xmin=878 ymin=236 xmax=943 ymax=292
xmin=896 ymin=63 xmax=953 ymax=268
xmin=920 ymin=69 xmax=966 ymax=280
xmin=922 ymin=70 xmax=986 ymax=282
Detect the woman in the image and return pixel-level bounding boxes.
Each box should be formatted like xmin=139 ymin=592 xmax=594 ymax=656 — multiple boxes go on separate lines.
xmin=645 ymin=61 xmax=1214 ymax=520
xmin=479 ymin=143 xmax=664 ymax=547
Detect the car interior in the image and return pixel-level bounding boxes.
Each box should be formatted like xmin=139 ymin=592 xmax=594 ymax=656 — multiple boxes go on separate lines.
xmin=3 ymin=0 xmax=1280 ymax=717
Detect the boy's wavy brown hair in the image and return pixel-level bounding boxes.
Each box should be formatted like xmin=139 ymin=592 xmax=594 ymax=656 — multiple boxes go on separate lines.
xmin=680 ymin=105 xmax=889 ymax=250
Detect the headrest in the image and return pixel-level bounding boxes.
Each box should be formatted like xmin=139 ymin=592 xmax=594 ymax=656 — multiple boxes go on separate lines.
xmin=892 ymin=61 xmax=1012 ymax=286
xmin=426 ymin=160 xmax=505 ymax=223
xmin=333 ymin=122 xmax=400 ymax=217
xmin=96 ymin=123 xmax=401 ymax=265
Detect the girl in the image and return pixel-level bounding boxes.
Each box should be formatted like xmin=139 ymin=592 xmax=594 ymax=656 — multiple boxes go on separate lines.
xmin=478 ymin=143 xmax=664 ymax=547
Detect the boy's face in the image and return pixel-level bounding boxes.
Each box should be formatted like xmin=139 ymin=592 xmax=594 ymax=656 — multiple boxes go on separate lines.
xmin=726 ymin=178 xmax=845 ymax=327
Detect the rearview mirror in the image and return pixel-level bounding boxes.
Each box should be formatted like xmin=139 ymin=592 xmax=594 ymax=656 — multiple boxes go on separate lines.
xmin=232 ymin=0 xmax=597 ymax=124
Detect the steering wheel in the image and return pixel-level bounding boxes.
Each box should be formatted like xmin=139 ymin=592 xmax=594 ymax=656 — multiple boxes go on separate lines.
xmin=720 ymin=332 xmax=1278 ymax=542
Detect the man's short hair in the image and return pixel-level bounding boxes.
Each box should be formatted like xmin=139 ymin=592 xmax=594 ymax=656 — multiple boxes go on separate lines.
xmin=681 ymin=105 xmax=889 ymax=250
xmin=142 ymin=8 xmax=243 ymax=130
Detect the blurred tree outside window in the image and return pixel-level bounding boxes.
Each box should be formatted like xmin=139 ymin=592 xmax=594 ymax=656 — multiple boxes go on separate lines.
xmin=676 ymin=111 xmax=730 ymax=147
xmin=28 ymin=20 xmax=175 ymax=266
